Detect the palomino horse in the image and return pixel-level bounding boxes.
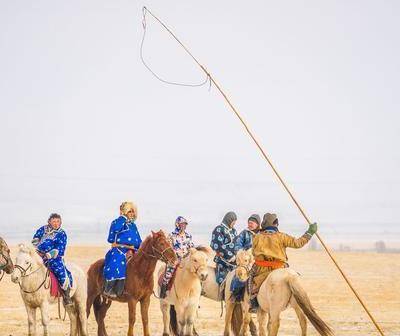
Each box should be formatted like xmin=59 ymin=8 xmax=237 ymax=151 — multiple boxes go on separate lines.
xmin=0 ymin=237 xmax=14 ymax=278
xmin=223 ymin=249 xmax=254 ymax=336
xmin=11 ymin=244 xmax=88 ymax=336
xmin=200 ymin=258 xmax=257 ymax=336
xmin=158 ymin=246 xmax=211 ymax=336
xmin=87 ymin=230 xmax=177 ymax=336
xmin=236 ymin=259 xmax=334 ymax=336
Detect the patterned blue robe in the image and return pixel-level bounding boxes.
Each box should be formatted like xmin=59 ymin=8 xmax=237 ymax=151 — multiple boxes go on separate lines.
xmin=234 ymin=229 xmax=255 ymax=253
xmin=103 ymin=216 xmax=142 ymax=281
xmin=32 ymin=225 xmax=72 ymax=290
xmin=210 ymin=223 xmax=237 ymax=284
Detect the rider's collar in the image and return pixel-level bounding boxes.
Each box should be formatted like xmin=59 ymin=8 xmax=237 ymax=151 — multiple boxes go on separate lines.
xmin=262 ymin=226 xmax=279 ymax=233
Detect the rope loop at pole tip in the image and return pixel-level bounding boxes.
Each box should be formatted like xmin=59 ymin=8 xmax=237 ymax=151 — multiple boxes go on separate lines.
xmin=140 ymin=6 xmax=211 ymax=88
xmin=139 ymin=7 xmax=386 ymax=336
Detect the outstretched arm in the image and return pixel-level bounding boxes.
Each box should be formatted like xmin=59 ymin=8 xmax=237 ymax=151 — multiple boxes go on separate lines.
xmin=282 ymin=223 xmax=318 ymax=249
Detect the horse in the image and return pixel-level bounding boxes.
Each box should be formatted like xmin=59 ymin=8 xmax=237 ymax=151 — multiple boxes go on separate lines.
xmin=158 ymin=246 xmax=211 ymax=336
xmin=235 ymin=261 xmax=334 ymax=336
xmin=11 ymin=244 xmax=88 ymax=336
xmin=0 ymin=236 xmax=14 ymax=278
xmin=222 ymin=249 xmax=254 ymax=336
xmin=200 ymin=255 xmax=257 ymax=336
xmin=86 ymin=230 xmax=177 ymax=336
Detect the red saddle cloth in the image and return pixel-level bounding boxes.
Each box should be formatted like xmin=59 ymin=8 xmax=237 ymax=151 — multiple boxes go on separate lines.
xmin=158 ymin=265 xmax=178 ymax=291
xmin=49 ymin=271 xmax=61 ymax=298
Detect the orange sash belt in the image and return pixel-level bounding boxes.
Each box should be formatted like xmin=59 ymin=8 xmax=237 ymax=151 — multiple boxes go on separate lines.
xmin=112 ymin=243 xmax=135 ymax=250
xmin=255 ymin=259 xmax=285 ymax=269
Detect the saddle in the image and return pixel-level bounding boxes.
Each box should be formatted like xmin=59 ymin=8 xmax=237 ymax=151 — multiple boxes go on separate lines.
xmin=158 ymin=266 xmax=178 ymax=291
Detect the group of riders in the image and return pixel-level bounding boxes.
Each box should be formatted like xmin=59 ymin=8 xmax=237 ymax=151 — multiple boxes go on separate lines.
xmin=27 ymin=201 xmax=318 ymax=311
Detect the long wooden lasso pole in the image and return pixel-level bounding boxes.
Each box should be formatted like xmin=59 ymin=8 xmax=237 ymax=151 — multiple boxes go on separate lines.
xmin=141 ymin=7 xmax=385 ymax=336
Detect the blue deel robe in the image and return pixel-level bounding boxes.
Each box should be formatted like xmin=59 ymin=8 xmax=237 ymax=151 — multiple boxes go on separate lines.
xmin=234 ymin=229 xmax=255 ymax=253
xmin=210 ymin=223 xmax=237 ymax=284
xmin=103 ymin=216 xmax=142 ymax=281
xmin=32 ymin=225 xmax=73 ymax=290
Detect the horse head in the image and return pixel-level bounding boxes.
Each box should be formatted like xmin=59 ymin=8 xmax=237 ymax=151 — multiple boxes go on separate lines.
xmin=235 ymin=249 xmax=254 ymax=281
xmin=186 ymin=246 xmax=211 ymax=281
xmin=0 ymin=237 xmax=14 ymax=275
xmin=11 ymin=244 xmax=43 ymax=283
xmin=148 ymin=230 xmax=177 ymax=266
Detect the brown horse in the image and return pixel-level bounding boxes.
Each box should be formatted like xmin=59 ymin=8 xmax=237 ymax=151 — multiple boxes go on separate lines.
xmin=87 ymin=230 xmax=177 ymax=336
xmin=0 ymin=236 xmax=14 ymax=276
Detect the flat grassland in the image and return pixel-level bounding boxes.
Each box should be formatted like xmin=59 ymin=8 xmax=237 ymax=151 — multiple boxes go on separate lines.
xmin=0 ymin=246 xmax=399 ymax=335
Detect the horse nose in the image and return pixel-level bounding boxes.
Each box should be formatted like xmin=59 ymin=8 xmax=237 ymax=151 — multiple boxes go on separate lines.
xmin=11 ymin=271 xmax=19 ymax=283
xmin=200 ymin=273 xmax=208 ymax=281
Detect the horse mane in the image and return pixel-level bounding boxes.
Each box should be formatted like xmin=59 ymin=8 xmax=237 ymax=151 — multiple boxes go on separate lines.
xmin=194 ymin=245 xmax=213 ymax=258
xmin=18 ymin=243 xmax=43 ymax=265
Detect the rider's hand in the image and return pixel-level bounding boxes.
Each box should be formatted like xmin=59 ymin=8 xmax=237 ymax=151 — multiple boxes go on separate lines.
xmin=306 ymin=222 xmax=318 ymax=235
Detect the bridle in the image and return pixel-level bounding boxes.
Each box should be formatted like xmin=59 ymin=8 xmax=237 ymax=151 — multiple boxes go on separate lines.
xmin=140 ymin=243 xmax=175 ymax=265
xmin=13 ymin=262 xmax=50 ymax=294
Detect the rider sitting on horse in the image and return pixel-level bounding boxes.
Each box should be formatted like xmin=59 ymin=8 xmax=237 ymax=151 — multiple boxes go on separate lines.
xmin=210 ymin=212 xmax=238 ymax=288
xmin=234 ymin=214 xmax=260 ymax=253
xmin=250 ymin=213 xmax=317 ymax=310
xmin=103 ymin=201 xmax=142 ymax=298
xmin=159 ymin=216 xmax=194 ymax=298
xmin=32 ymin=213 xmax=73 ymax=306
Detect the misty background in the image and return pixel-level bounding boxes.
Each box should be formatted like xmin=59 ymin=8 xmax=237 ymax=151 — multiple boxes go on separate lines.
xmin=0 ymin=1 xmax=399 ymax=249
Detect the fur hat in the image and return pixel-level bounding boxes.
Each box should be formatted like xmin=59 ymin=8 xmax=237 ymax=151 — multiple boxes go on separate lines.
xmin=120 ymin=201 xmax=137 ymax=220
xmin=248 ymin=214 xmax=261 ymax=226
xmin=261 ymin=213 xmax=277 ymax=229
xmin=175 ymin=216 xmax=188 ymax=227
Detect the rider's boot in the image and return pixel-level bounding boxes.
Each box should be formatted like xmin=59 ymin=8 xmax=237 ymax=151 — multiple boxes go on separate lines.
xmin=115 ymin=279 xmax=126 ymax=297
xmin=159 ymin=282 xmax=168 ymax=299
xmin=61 ymin=286 xmax=74 ymax=307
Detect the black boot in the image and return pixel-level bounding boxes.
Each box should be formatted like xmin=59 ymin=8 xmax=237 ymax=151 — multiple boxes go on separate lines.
xmin=61 ymin=287 xmax=73 ymax=307
xmin=249 ymin=296 xmax=259 ymax=313
xmin=159 ymin=282 xmax=168 ymax=299
xmin=115 ymin=279 xmax=126 ymax=297
xmin=103 ymin=280 xmax=117 ymax=298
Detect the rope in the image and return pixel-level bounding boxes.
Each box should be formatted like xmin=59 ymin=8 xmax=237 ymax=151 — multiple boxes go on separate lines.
xmin=139 ymin=7 xmax=386 ymax=336
xmin=0 ymin=270 xmax=4 ymax=282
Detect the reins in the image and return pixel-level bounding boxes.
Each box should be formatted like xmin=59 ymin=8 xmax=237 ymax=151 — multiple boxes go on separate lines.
xmin=14 ymin=263 xmax=50 ymax=294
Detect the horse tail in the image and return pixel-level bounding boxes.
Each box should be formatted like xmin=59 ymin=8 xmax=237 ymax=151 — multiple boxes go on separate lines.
xmin=288 ymin=274 xmax=334 ymax=336
xmin=169 ymin=305 xmax=179 ymax=336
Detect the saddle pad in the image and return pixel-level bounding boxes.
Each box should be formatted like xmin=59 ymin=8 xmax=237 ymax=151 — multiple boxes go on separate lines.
xmin=158 ymin=265 xmax=178 ymax=291
xmin=49 ymin=271 xmax=61 ymax=298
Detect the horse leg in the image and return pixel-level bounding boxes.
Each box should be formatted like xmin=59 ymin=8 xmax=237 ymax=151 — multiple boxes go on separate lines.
xmin=160 ymin=300 xmax=170 ymax=336
xmin=93 ymin=296 xmax=111 ymax=336
xmin=175 ymin=304 xmax=186 ymax=336
xmin=40 ymin=301 xmax=50 ymax=336
xmin=140 ymin=295 xmax=151 ymax=336
xmin=77 ymin=300 xmax=89 ymax=336
xmin=293 ymin=303 xmax=307 ymax=336
xmin=223 ymin=300 xmax=234 ymax=336
xmin=239 ymin=301 xmax=251 ymax=336
xmin=267 ymin=311 xmax=280 ymax=336
xmin=257 ymin=309 xmax=268 ymax=336
xmin=127 ymin=298 xmax=138 ymax=336
xmin=66 ymin=304 xmax=78 ymax=336
xmin=25 ymin=305 xmax=37 ymax=336
xmin=184 ymin=304 xmax=197 ymax=336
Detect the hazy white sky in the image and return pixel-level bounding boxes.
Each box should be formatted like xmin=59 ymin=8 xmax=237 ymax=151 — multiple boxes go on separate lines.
xmin=0 ymin=1 xmax=399 ymax=245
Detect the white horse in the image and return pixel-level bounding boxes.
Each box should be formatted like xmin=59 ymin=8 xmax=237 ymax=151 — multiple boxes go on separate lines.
xmin=158 ymin=246 xmax=210 ymax=336
xmin=238 ymin=263 xmax=334 ymax=336
xmin=11 ymin=244 xmax=88 ymax=336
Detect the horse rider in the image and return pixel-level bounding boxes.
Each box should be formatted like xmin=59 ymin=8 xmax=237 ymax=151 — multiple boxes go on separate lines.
xmin=159 ymin=216 xmax=194 ymax=298
xmin=234 ymin=214 xmax=261 ymax=253
xmin=103 ymin=201 xmax=142 ymax=298
xmin=32 ymin=213 xmax=73 ymax=306
xmin=210 ymin=211 xmax=238 ymax=287
xmin=249 ymin=212 xmax=317 ymax=310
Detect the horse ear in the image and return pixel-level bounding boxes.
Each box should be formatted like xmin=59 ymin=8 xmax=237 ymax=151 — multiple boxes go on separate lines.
xmin=151 ymin=230 xmax=155 ymax=237
xmin=189 ymin=247 xmax=197 ymax=255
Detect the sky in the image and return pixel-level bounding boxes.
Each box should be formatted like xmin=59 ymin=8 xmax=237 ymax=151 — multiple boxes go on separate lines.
xmin=0 ymin=1 xmax=399 ymax=247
